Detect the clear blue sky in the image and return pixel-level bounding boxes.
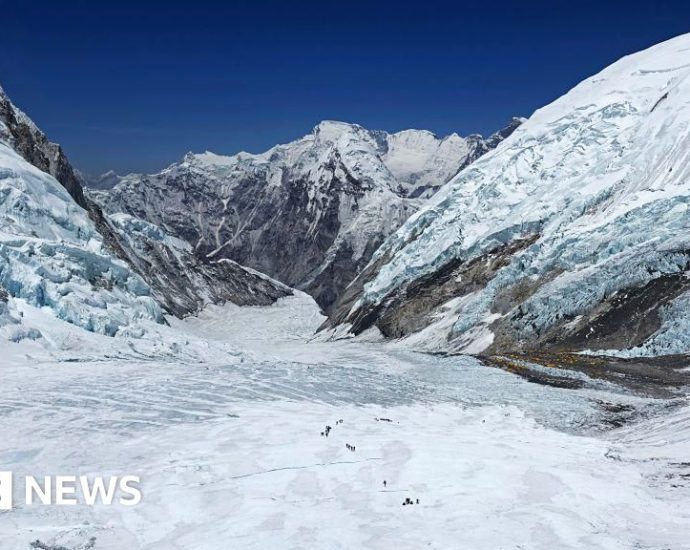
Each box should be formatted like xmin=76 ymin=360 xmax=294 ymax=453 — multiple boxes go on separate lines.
xmin=1 ymin=0 xmax=688 ymax=174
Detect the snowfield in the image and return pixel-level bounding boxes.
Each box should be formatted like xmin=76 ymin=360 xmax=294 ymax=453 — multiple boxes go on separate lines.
xmin=0 ymin=293 xmax=688 ymax=549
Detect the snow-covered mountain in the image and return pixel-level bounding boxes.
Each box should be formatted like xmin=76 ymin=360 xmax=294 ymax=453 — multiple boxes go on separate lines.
xmin=0 ymin=88 xmax=163 ymax=336
xmin=93 ymin=119 xmax=521 ymax=310
xmin=325 ymin=33 xmax=690 ymax=357
xmin=382 ymin=117 xmax=524 ymax=198
xmin=0 ymin=86 xmax=290 ymax=337
xmin=79 ymin=169 xmax=123 ymax=190
xmin=0 ymin=86 xmax=86 ymax=208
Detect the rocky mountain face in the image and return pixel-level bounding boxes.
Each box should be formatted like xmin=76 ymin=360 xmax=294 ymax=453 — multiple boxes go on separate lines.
xmin=106 ymin=213 xmax=290 ymax=316
xmin=0 ymin=87 xmax=86 ymax=208
xmin=93 ymin=119 xmax=521 ymax=311
xmin=324 ymin=34 xmax=690 ymax=358
xmin=0 ymin=86 xmax=290 ymax=333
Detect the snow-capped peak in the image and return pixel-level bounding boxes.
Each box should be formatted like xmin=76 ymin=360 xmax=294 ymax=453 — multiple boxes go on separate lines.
xmin=327 ymin=32 xmax=690 ymax=357
xmin=312 ymin=120 xmax=368 ymax=143
xmin=94 ymin=117 xmax=521 ymax=310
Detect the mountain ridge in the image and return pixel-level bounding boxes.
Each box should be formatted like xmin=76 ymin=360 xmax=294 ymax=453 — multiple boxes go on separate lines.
xmin=323 ymin=33 xmax=690 ymax=358
xmin=0 ymin=85 xmax=291 ymax=334
xmin=93 ymin=118 xmax=522 ymax=310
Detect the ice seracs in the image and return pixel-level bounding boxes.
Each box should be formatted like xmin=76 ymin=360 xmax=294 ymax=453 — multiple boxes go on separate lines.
xmin=0 ymin=135 xmax=162 ymax=336
xmin=326 ymin=33 xmax=690 ymax=357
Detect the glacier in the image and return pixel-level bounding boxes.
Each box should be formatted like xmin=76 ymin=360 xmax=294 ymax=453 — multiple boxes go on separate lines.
xmin=329 ymin=33 xmax=690 ymax=356
xmin=0 ymin=292 xmax=688 ymax=549
xmin=0 ymin=32 xmax=687 ymax=549
xmin=0 ymin=140 xmax=163 ymax=336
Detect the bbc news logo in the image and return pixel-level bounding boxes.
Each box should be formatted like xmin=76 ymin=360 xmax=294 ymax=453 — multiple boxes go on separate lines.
xmin=0 ymin=472 xmax=141 ymax=509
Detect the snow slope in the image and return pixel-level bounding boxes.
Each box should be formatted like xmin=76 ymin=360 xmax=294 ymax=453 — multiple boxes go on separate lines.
xmin=93 ymin=119 xmax=521 ymax=310
xmin=0 ymin=293 xmax=687 ymax=549
xmin=328 ymin=33 xmax=690 ymax=356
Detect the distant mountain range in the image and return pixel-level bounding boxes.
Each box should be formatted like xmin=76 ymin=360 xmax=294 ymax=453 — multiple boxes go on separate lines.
xmin=2 ymin=32 xmax=690 ymax=361
xmin=91 ymin=118 xmax=521 ymax=310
